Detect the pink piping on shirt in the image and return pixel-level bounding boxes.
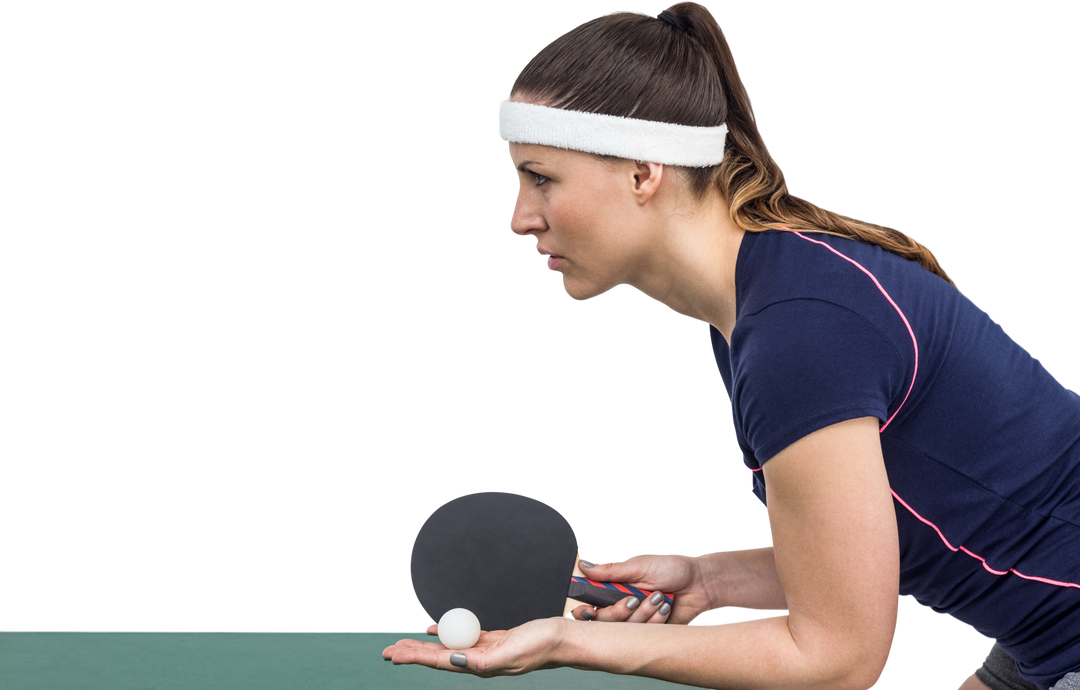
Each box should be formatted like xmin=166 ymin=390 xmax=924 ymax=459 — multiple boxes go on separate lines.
xmin=747 ymin=230 xmax=1080 ymax=591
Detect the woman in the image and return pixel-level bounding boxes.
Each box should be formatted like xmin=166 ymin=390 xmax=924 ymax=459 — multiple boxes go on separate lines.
xmin=383 ymin=4 xmax=1080 ymax=689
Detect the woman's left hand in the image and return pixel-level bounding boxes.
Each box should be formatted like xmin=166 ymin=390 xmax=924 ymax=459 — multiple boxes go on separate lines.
xmin=381 ymin=616 xmax=568 ymax=677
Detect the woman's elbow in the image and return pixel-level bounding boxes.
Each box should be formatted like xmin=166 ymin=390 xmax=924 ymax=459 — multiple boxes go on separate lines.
xmin=826 ymin=637 xmax=891 ymax=690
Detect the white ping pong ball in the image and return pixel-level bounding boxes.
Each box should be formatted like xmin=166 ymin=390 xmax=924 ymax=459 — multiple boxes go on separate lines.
xmin=438 ymin=608 xmax=481 ymax=650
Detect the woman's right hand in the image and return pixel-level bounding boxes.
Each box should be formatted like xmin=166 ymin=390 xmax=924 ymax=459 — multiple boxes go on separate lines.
xmin=569 ymin=555 xmax=714 ymax=625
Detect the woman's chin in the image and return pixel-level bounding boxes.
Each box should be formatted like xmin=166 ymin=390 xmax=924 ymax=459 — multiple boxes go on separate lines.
xmin=563 ymin=276 xmax=613 ymax=301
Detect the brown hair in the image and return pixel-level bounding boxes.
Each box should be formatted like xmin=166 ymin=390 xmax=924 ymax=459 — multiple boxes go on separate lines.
xmin=511 ymin=2 xmax=953 ymax=284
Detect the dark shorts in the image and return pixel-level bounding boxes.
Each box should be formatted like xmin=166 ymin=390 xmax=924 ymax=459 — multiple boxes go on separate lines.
xmin=976 ymin=644 xmax=1080 ymax=690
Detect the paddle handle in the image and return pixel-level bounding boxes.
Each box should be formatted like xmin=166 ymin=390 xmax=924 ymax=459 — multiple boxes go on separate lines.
xmin=567 ymin=576 xmax=675 ymax=608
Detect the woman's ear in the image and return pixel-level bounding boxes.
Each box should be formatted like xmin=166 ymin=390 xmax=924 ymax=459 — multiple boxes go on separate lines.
xmin=631 ymin=161 xmax=664 ymax=204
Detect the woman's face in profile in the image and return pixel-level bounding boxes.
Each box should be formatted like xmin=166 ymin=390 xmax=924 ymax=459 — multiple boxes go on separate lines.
xmin=508 ymin=142 xmax=657 ymax=301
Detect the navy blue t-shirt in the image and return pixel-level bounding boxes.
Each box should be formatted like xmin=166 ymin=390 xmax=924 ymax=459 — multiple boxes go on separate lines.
xmin=710 ymin=230 xmax=1080 ymax=689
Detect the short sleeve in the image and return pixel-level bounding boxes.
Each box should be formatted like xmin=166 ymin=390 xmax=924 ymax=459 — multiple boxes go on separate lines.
xmin=729 ymin=298 xmax=907 ymax=463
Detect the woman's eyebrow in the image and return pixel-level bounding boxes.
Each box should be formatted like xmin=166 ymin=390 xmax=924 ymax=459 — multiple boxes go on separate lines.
xmin=516 ymin=161 xmax=542 ymax=173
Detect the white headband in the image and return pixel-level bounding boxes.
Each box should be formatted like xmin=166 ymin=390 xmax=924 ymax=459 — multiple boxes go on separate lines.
xmin=499 ymin=100 xmax=728 ymax=167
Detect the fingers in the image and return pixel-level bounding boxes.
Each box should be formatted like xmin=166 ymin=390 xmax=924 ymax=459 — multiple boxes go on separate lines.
xmin=382 ymin=638 xmax=444 ymax=656
xmin=622 ymin=590 xmax=672 ymax=623
xmin=576 ymin=556 xmax=667 ymax=623
xmin=384 ymin=643 xmax=473 ymax=673
xmin=571 ymin=591 xmax=671 ymax=624
xmin=578 ymin=552 xmax=643 ymax=578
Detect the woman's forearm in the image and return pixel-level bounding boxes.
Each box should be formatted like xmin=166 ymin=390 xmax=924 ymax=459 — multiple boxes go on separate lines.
xmin=557 ymin=549 xmax=795 ymax=688
xmin=697 ymin=547 xmax=788 ymax=611
xmin=554 ymin=616 xmax=877 ymax=690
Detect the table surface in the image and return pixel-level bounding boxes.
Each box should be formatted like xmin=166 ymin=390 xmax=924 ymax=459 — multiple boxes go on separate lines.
xmin=0 ymin=633 xmax=696 ymax=689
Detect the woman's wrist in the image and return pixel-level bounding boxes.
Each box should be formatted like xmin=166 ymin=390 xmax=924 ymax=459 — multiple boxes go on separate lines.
xmin=695 ymin=548 xmax=787 ymax=611
xmin=693 ymin=552 xmax=728 ymax=610
xmin=552 ymin=617 xmax=590 ymax=671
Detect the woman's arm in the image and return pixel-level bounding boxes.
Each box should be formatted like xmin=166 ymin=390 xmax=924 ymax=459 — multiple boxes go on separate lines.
xmin=555 ymin=416 xmax=899 ymax=690
xmin=697 ymin=547 xmax=788 ymax=611
xmin=554 ymin=617 xmax=852 ymax=690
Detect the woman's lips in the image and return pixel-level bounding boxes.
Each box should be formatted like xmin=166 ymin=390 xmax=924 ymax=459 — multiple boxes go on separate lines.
xmin=533 ymin=248 xmax=561 ymax=269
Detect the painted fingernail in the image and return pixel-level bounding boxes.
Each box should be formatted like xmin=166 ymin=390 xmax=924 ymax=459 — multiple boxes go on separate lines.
xmin=450 ymin=653 xmax=467 ymax=668
xmin=383 ymin=656 xmax=392 ymax=662
xmin=649 ymin=591 xmax=663 ymax=606
xmin=582 ymin=609 xmax=595 ymax=621
xmin=580 ymin=560 xmax=595 ymax=568
xmin=659 ymin=602 xmax=671 ymax=616
xmin=626 ymin=597 xmax=640 ymax=610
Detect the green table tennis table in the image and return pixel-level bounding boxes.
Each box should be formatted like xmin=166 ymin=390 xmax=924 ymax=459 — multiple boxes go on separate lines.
xmin=0 ymin=633 xmax=696 ymax=689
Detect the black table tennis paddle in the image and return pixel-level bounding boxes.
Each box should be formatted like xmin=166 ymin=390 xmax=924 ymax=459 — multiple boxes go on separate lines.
xmin=410 ymin=492 xmax=674 ymax=632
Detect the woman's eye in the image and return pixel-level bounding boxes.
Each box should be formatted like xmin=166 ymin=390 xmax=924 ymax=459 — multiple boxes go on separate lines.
xmin=533 ymin=173 xmax=549 ymax=186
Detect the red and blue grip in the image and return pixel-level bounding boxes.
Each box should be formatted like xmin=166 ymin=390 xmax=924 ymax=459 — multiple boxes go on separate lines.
xmin=568 ymin=576 xmax=674 ymax=608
